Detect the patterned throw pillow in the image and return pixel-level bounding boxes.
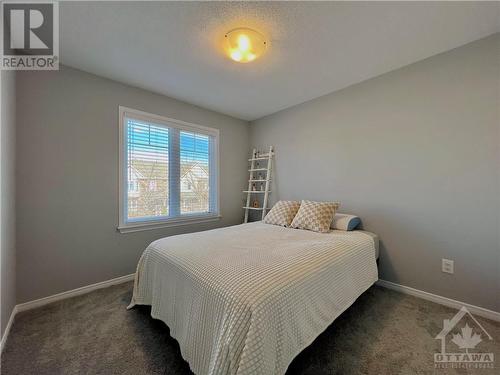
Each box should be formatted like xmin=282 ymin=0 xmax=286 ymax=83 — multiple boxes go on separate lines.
xmin=263 ymin=200 xmax=301 ymax=227
xmin=290 ymin=200 xmax=340 ymax=233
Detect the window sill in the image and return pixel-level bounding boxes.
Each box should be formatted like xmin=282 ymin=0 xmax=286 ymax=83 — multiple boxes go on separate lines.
xmin=117 ymin=215 xmax=222 ymax=234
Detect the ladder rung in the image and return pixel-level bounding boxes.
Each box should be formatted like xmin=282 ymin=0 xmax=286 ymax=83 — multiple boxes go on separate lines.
xmin=249 ymin=179 xmax=269 ymax=182
xmin=243 ymin=206 xmax=267 ymax=210
xmin=248 ymin=159 xmax=267 ymax=162
xmin=243 ymin=191 xmax=271 ymax=193
xmin=248 ymin=157 xmax=270 ymax=161
xmin=248 ymin=168 xmax=268 ymax=172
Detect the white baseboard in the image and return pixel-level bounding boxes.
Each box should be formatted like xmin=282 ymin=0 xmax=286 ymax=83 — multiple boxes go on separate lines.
xmin=1 ymin=305 xmax=18 ymax=353
xmin=376 ymin=279 xmax=500 ymax=322
xmin=1 ymin=273 xmax=135 ymax=353
xmin=16 ymin=273 xmax=135 ymax=313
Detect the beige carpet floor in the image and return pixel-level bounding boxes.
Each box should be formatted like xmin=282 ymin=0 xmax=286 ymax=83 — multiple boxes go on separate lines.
xmin=1 ymin=281 xmax=499 ymax=374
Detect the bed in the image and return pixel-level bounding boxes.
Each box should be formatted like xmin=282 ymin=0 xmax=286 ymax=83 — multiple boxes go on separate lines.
xmin=128 ymin=221 xmax=379 ymax=375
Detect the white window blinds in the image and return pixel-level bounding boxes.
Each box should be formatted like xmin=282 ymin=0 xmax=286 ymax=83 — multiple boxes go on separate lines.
xmin=126 ymin=119 xmax=169 ymax=220
xmin=119 ymin=107 xmax=219 ymax=231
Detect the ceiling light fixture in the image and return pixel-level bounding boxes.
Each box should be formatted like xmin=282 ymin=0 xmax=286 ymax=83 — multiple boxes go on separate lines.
xmin=224 ymin=28 xmax=267 ymax=63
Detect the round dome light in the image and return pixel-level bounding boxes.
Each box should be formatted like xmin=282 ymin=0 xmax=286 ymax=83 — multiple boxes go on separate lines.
xmin=224 ymin=28 xmax=267 ymax=63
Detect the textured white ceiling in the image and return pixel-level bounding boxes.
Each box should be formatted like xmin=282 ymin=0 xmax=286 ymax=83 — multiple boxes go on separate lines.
xmin=60 ymin=2 xmax=500 ymax=121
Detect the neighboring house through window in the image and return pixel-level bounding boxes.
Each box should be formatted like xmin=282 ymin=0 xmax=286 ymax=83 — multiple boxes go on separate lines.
xmin=118 ymin=106 xmax=219 ymax=232
xmin=128 ymin=180 xmax=139 ymax=192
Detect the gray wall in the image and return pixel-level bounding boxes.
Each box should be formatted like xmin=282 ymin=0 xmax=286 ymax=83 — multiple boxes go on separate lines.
xmin=250 ymin=35 xmax=500 ymax=312
xmin=16 ymin=66 xmax=249 ymax=303
xmin=1 ymin=71 xmax=16 ymax=336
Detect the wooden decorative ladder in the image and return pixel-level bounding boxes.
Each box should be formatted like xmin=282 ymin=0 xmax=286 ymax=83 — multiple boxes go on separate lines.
xmin=243 ymin=146 xmax=274 ymax=223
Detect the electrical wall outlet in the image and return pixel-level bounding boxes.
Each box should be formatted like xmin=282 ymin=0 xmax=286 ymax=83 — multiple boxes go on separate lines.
xmin=442 ymin=258 xmax=454 ymax=274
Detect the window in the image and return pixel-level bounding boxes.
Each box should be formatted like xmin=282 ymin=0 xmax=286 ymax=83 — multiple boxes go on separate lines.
xmin=128 ymin=180 xmax=138 ymax=192
xmin=118 ymin=107 xmax=219 ymax=232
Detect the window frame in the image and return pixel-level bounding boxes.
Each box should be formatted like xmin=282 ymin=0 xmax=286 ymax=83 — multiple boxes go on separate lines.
xmin=118 ymin=106 xmax=220 ymax=233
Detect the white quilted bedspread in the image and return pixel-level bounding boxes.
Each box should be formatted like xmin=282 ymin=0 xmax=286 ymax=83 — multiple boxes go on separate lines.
xmin=129 ymin=222 xmax=378 ymax=375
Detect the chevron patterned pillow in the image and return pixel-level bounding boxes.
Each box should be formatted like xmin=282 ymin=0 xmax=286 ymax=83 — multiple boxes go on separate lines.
xmin=263 ymin=200 xmax=301 ymax=227
xmin=290 ymin=200 xmax=339 ymax=233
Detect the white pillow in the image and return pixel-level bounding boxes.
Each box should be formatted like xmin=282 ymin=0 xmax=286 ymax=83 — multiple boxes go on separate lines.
xmin=331 ymin=213 xmax=361 ymax=231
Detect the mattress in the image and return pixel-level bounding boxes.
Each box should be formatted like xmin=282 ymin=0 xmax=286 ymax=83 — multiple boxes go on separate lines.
xmin=129 ymin=222 xmax=379 ymax=375
xmin=356 ymin=230 xmax=379 ymax=259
